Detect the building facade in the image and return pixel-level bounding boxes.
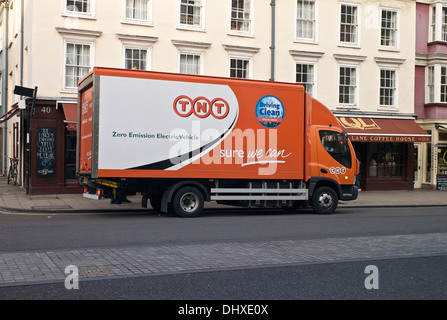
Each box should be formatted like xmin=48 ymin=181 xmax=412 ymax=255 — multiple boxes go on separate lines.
xmin=415 ymin=0 xmax=447 ymax=190
xmin=0 ymin=0 xmax=427 ymax=194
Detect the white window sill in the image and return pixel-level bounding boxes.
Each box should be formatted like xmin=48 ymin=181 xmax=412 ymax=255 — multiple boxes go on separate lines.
xmin=379 ymin=46 xmax=400 ymax=53
xmin=227 ymin=31 xmax=255 ymax=38
xmin=337 ymin=104 xmax=359 ymax=110
xmin=60 ymin=88 xmax=78 ymax=94
xmin=294 ymin=39 xmax=318 ymax=45
xmin=378 ymin=106 xmax=399 ymax=111
xmin=62 ymin=13 xmax=96 ymax=20
xmin=177 ymin=25 xmax=206 ymax=33
xmin=338 ymin=43 xmax=361 ymax=49
xmin=121 ymin=20 xmax=153 ymax=27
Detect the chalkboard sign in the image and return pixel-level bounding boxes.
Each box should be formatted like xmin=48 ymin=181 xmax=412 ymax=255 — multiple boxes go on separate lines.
xmin=437 ymin=174 xmax=447 ymax=191
xmin=36 ymin=127 xmax=56 ymax=179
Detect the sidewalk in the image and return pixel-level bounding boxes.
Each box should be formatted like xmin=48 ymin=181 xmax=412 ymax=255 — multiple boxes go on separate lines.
xmin=0 ymin=176 xmax=446 ymax=214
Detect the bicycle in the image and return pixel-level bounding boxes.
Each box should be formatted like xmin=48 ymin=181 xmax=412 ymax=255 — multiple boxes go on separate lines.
xmin=7 ymin=156 xmax=18 ymax=186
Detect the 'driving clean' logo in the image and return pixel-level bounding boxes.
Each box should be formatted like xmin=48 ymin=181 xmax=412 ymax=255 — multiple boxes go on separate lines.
xmin=255 ymin=95 xmax=285 ymax=128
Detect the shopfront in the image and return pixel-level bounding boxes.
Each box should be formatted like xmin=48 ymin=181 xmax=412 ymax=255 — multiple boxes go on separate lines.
xmin=416 ymin=120 xmax=447 ymax=190
xmin=336 ymin=116 xmax=431 ymax=190
xmin=20 ymin=99 xmax=82 ymax=195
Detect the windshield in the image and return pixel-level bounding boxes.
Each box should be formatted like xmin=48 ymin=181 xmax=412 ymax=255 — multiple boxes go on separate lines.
xmin=319 ymin=130 xmax=352 ymax=168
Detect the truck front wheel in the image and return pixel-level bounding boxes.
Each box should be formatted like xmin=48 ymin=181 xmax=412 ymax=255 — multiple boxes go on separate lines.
xmin=172 ymin=186 xmax=204 ymax=217
xmin=311 ymin=186 xmax=338 ymax=214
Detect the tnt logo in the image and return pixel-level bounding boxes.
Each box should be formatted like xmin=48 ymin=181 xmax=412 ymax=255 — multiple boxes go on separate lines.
xmin=174 ymin=96 xmax=229 ymax=119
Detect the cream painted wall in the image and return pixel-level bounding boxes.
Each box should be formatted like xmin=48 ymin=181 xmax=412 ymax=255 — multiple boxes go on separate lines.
xmin=9 ymin=0 xmax=416 ymax=114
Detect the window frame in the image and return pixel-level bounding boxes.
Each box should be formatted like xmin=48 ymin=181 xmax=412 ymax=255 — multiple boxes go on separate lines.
xmin=229 ymin=0 xmax=254 ymax=37
xmin=179 ymin=52 xmax=202 ymax=75
xmin=229 ymin=57 xmax=250 ymax=79
xmin=427 ymin=65 xmax=435 ymax=103
xmin=379 ymin=7 xmax=399 ymax=51
xmin=223 ymin=44 xmax=258 ymax=79
xmin=339 ymin=2 xmax=360 ymax=48
xmin=178 ymin=0 xmax=206 ymax=32
xmin=425 ymin=64 xmax=447 ymax=104
xmin=63 ymin=0 xmax=96 ymax=19
xmin=172 ymin=40 xmax=211 ymax=75
xmin=117 ymin=34 xmax=157 ymax=71
xmin=338 ymin=64 xmax=358 ymax=108
xmin=295 ymin=0 xmax=318 ymax=43
xmin=124 ymin=48 xmax=149 ymax=71
xmin=378 ymin=68 xmax=398 ymax=110
xmin=290 ymin=51 xmax=324 ymax=98
xmin=429 ymin=3 xmax=447 ymax=43
xmin=296 ymin=63 xmax=316 ymax=97
xmin=63 ymin=40 xmax=93 ymax=91
xmin=57 ymin=28 xmax=101 ymax=93
xmin=122 ymin=0 xmax=153 ymax=26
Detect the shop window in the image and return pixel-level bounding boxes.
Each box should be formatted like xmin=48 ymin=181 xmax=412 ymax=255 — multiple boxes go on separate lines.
xmin=368 ymin=142 xmax=404 ymax=177
xmin=426 ymin=131 xmax=432 ymax=183
xmin=439 ymin=145 xmax=447 ymax=175
xmin=65 ymin=128 xmax=77 ymax=180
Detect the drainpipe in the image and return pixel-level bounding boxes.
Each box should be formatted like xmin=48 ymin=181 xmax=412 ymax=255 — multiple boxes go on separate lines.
xmin=269 ymin=0 xmax=276 ymax=81
xmin=2 ymin=1 xmax=9 ymax=175
xmin=20 ymin=0 xmax=23 ymax=87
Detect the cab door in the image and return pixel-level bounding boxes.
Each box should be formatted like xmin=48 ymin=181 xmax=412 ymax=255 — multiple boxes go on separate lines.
xmin=315 ymin=128 xmax=354 ymax=185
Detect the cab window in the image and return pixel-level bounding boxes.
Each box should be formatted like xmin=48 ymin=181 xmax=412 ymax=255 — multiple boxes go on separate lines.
xmin=319 ymin=130 xmax=352 ymax=168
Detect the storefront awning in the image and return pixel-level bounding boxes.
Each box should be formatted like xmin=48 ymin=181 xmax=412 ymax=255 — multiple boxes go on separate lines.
xmin=337 ymin=116 xmax=431 ymax=143
xmin=61 ymin=103 xmax=77 ymax=131
xmin=0 ymin=106 xmax=20 ymax=124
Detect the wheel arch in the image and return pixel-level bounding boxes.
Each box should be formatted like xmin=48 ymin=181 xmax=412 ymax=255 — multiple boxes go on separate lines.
xmin=308 ymin=177 xmax=342 ymax=198
xmin=160 ymin=180 xmax=210 ymax=212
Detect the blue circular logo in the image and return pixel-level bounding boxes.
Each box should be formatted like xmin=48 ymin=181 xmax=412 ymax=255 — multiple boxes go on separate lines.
xmin=255 ymin=95 xmax=285 ymax=128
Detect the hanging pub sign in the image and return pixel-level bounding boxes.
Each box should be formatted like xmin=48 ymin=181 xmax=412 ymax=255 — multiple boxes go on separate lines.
xmin=36 ymin=127 xmax=56 ymax=179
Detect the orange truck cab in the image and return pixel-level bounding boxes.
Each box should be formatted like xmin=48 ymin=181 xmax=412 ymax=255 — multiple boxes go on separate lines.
xmin=77 ymin=67 xmax=359 ymax=217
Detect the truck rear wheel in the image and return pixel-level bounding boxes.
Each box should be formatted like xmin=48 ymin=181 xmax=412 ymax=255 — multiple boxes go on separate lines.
xmin=311 ymin=186 xmax=338 ymax=214
xmin=172 ymin=186 xmax=204 ymax=217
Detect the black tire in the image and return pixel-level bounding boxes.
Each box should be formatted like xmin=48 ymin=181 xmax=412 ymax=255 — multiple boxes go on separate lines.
xmin=150 ymin=196 xmax=162 ymax=212
xmin=7 ymin=167 xmax=17 ymax=185
xmin=311 ymin=186 xmax=338 ymax=214
xmin=12 ymin=168 xmax=17 ymax=186
xmin=171 ymin=186 xmax=204 ymax=217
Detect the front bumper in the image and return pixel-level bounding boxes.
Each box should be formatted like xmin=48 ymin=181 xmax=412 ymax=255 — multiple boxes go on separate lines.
xmin=340 ymin=185 xmax=359 ymax=201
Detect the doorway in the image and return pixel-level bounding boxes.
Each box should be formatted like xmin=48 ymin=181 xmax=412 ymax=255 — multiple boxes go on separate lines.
xmin=414 ymin=144 xmax=422 ymax=188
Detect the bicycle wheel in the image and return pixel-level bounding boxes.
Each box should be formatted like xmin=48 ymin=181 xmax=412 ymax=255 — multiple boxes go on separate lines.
xmin=7 ymin=167 xmax=12 ymax=184
xmin=12 ymin=166 xmax=17 ymax=186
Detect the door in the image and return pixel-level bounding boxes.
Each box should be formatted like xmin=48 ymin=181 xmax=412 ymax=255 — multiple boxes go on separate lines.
xmin=316 ymin=129 xmax=354 ymax=185
xmin=414 ymin=143 xmax=422 ymax=188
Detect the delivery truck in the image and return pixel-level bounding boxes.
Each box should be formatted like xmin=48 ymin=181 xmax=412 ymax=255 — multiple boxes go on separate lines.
xmin=77 ymin=67 xmax=359 ymax=217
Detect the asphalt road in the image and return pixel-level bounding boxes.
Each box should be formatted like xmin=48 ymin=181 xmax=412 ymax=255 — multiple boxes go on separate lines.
xmin=1 ymin=255 xmax=447 ymax=300
xmin=1 ymin=206 xmax=447 ymax=251
xmin=1 ymin=206 xmax=447 ymax=303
